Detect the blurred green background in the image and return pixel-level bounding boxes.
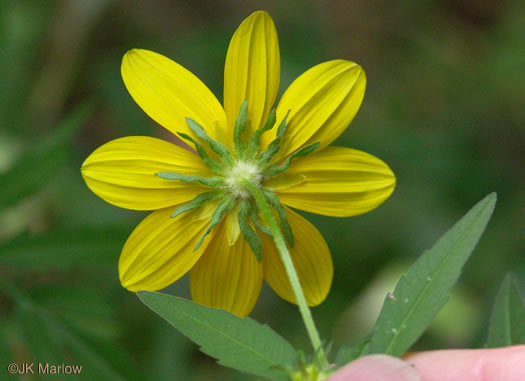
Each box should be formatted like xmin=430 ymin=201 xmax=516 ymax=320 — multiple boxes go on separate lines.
xmin=1 ymin=0 xmax=524 ymax=379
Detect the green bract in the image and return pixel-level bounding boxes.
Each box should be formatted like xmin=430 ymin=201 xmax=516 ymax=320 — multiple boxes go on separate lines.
xmin=156 ymin=101 xmax=320 ymax=259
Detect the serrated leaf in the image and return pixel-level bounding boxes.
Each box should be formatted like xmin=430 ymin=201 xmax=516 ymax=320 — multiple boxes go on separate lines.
xmin=0 ymin=228 xmax=127 ymax=271
xmin=368 ymin=193 xmax=497 ymax=357
xmin=138 ymin=291 xmax=296 ymax=380
xmin=486 ymin=273 xmax=525 ymax=347
xmin=0 ymin=103 xmax=92 ymax=208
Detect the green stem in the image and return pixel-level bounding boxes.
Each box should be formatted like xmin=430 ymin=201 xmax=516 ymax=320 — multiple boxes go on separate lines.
xmin=243 ymin=181 xmax=329 ymax=370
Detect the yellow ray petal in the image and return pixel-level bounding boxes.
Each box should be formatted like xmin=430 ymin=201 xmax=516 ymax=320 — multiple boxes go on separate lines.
xmin=190 ymin=219 xmax=263 ymax=317
xmin=224 ymin=11 xmax=280 ymax=138
xmin=262 ymin=207 xmax=333 ymax=306
xmin=121 ymin=49 xmax=227 ymax=141
xmin=119 ymin=206 xmax=214 ymax=292
xmin=266 ymin=60 xmax=365 ymax=160
xmin=81 ymin=136 xmax=211 ymax=210
xmin=267 ymin=146 xmax=395 ymax=217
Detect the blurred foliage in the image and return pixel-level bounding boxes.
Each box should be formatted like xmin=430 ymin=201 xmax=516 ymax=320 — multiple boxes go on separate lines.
xmin=0 ymin=0 xmax=523 ymax=379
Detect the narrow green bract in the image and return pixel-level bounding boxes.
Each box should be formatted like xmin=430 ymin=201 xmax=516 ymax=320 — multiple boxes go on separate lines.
xmin=177 ymin=131 xmax=224 ymax=174
xmin=154 ymin=101 xmax=322 ymax=262
xmin=238 ymin=200 xmax=263 ymax=261
xmin=233 ymin=100 xmax=249 ymax=158
xmin=156 ymin=172 xmax=224 ymax=187
xmin=185 ymin=117 xmax=234 ymax=167
xmin=264 ymin=142 xmax=320 ymax=178
xmin=246 ymin=108 xmax=276 ymax=159
xmin=194 ymin=196 xmax=235 ymax=251
xmin=170 ymin=190 xmax=223 ymax=218
xmin=257 ymin=112 xmax=289 ymax=166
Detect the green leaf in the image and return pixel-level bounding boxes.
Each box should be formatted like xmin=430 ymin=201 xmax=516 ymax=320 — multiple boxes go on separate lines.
xmin=334 ymin=340 xmax=369 ymax=368
xmin=30 ymin=286 xmax=121 ymax=340
xmin=17 ymin=308 xmax=67 ymax=381
xmin=4 ymin=282 xmax=138 ymax=381
xmin=486 ymin=273 xmax=525 ymax=347
xmin=0 ymin=228 xmax=127 ymax=271
xmin=137 ymin=291 xmax=296 ymax=380
xmin=368 ymin=193 xmax=497 ymax=357
xmin=0 ymin=103 xmax=92 ymax=209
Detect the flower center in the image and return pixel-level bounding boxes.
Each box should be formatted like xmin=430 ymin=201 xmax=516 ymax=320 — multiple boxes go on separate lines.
xmin=224 ymin=160 xmax=262 ymax=199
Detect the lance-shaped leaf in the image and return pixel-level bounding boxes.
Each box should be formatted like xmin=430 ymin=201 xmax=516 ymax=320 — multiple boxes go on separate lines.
xmin=138 ymin=291 xmax=296 ymax=380
xmin=486 ymin=273 xmax=525 ymax=347
xmin=368 ymin=193 xmax=497 ymax=357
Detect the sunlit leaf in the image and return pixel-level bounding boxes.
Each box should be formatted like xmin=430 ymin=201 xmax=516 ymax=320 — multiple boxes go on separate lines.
xmin=368 ymin=193 xmax=496 ymax=357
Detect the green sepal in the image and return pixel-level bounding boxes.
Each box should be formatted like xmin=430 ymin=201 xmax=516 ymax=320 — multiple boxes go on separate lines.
xmin=185 ymin=117 xmax=234 ymax=167
xmin=262 ymin=188 xmax=294 ymax=248
xmin=156 ymin=172 xmax=224 ymax=188
xmin=170 ymin=190 xmax=223 ymax=218
xmin=246 ymin=108 xmax=276 ymax=160
xmin=264 ymin=142 xmax=320 ymax=178
xmin=233 ymin=100 xmax=248 ymax=159
xmin=238 ymin=200 xmax=262 ymax=262
xmin=256 ymin=112 xmax=289 ymax=167
xmin=194 ymin=196 xmax=235 ymax=251
xmin=177 ymin=132 xmax=224 ymax=174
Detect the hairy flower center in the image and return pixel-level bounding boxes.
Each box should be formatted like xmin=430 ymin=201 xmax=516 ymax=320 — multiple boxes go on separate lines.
xmin=224 ymin=160 xmax=262 ymax=199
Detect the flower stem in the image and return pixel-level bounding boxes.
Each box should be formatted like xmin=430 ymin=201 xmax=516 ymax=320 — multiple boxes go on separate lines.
xmin=244 ymin=181 xmax=329 ymax=370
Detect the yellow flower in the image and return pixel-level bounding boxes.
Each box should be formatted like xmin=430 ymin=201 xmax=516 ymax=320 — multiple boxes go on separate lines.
xmin=81 ymin=11 xmax=395 ymax=317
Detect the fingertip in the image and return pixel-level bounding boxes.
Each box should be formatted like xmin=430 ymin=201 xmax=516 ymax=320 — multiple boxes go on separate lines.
xmin=328 ymin=354 xmax=421 ymax=381
xmin=407 ymin=345 xmax=525 ymax=381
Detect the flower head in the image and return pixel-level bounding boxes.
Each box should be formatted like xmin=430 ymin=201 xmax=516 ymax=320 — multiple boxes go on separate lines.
xmin=81 ymin=11 xmax=395 ymax=317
